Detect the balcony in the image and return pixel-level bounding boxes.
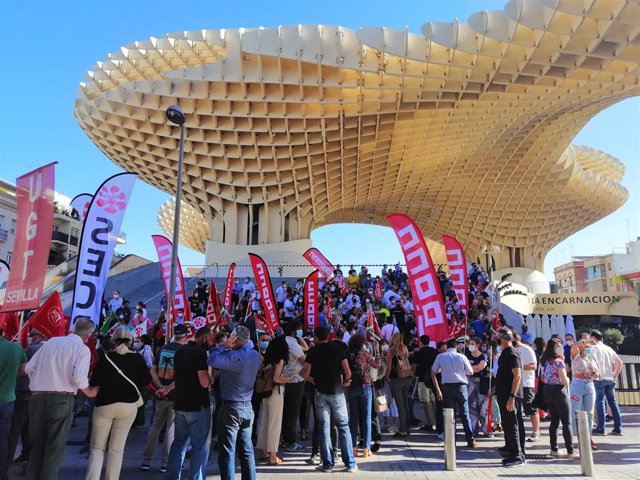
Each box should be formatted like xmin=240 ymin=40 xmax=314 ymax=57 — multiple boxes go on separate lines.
xmin=0 ymin=229 xmax=7 ymax=242
xmin=51 ymin=230 xmax=70 ymax=244
xmin=69 ymin=235 xmax=79 ymax=246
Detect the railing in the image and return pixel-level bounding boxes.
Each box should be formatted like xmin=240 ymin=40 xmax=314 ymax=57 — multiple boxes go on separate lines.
xmin=0 ymin=229 xmax=7 ymax=242
xmin=51 ymin=230 xmax=69 ymax=243
xmin=617 ymin=355 xmax=640 ymax=406
xmin=69 ymin=235 xmax=79 ymax=246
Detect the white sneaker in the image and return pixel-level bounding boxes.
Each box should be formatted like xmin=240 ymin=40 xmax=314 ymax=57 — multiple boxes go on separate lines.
xmin=527 ymin=433 xmax=541 ymax=442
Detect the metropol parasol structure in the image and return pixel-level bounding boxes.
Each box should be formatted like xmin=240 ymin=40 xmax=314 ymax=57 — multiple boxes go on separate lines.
xmin=74 ymin=0 xmax=638 ymax=282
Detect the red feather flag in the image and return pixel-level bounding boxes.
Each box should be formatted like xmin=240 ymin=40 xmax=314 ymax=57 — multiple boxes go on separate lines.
xmin=0 ymin=311 xmax=20 ymax=340
xmin=206 ymin=279 xmax=223 ymax=331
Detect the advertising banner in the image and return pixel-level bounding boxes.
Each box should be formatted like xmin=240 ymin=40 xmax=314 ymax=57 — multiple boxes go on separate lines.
xmin=206 ymin=279 xmax=223 ymax=330
xmin=303 ymin=247 xmax=335 ymax=279
xmin=442 ymin=235 xmax=469 ymax=317
xmin=1 ymin=163 xmax=56 ymax=312
xmin=0 ymin=260 xmax=10 ymax=304
xmin=27 ymin=291 xmax=65 ymax=338
xmin=223 ymin=263 xmax=236 ymax=311
xmin=151 ymin=234 xmax=191 ymax=338
xmin=304 ymin=270 xmax=319 ymax=329
xmin=387 ymin=213 xmax=448 ymax=341
xmin=248 ymin=253 xmax=280 ymax=331
xmin=71 ymin=172 xmax=136 ymax=324
xmin=70 ymin=193 xmax=93 ymax=223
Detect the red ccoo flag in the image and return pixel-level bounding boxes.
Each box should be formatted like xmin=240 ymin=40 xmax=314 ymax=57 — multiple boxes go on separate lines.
xmin=366 ymin=306 xmax=382 ymax=340
xmin=206 ymin=279 xmax=224 ymax=331
xmin=28 ymin=291 xmax=66 ymax=339
xmin=0 ymin=311 xmax=20 ymax=340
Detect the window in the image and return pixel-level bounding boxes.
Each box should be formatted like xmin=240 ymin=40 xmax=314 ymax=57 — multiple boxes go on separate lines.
xmin=0 ymin=215 xmax=4 ymax=228
xmin=71 ymin=227 xmax=79 ymax=237
xmin=10 ymin=219 xmax=16 ymax=234
xmin=6 ymin=252 xmax=12 ymax=264
xmin=53 ymin=224 xmax=60 ymax=232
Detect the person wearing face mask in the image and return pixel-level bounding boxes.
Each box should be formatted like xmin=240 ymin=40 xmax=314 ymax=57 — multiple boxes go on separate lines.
xmin=520 ymin=324 xmax=533 ymax=346
xmin=569 ymin=336 xmax=599 ymax=449
xmin=281 ymin=320 xmax=309 ymax=452
xmin=466 ymin=337 xmax=488 ymax=437
xmin=540 ymin=338 xmax=575 ymax=458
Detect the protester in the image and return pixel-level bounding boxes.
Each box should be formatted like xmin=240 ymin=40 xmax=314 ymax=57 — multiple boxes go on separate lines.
xmin=0 ymin=323 xmax=27 ymax=480
xmin=25 ymin=317 xmax=97 ymax=480
xmin=302 ymin=326 xmax=357 ymax=473
xmin=495 ymin=328 xmax=524 ymax=467
xmin=569 ymin=334 xmax=599 ymax=448
xmin=281 ymin=320 xmax=308 ymax=452
xmin=513 ymin=333 xmax=540 ymax=443
xmin=208 ymin=325 xmax=261 ymax=480
xmin=540 ymin=338 xmax=575 ymax=457
xmin=85 ymin=326 xmax=152 ymax=480
xmin=431 ymin=338 xmax=476 ymax=447
xmin=139 ymin=325 xmax=187 ymax=473
xmin=465 ymin=336 xmax=488 ymax=437
xmin=409 ymin=334 xmax=437 ymax=433
xmin=163 ymin=326 xmax=213 ymax=480
xmin=590 ymin=329 xmax=623 ymax=436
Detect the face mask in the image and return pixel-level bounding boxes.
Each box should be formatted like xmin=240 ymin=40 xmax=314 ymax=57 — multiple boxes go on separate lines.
xmin=260 ymin=341 xmax=269 ymax=350
xmin=133 ymin=343 xmax=142 ymax=350
xmin=468 ymin=345 xmax=477 ymax=353
xmin=566 ymin=340 xmax=574 ymax=346
xmin=496 ymin=346 xmax=503 ymax=354
xmin=481 ymin=346 xmax=487 ymax=353
xmin=27 ymin=337 xmax=33 ymax=346
xmin=381 ymin=345 xmax=389 ymax=354
xmin=584 ymin=347 xmax=593 ymax=356
xmin=296 ymin=329 xmax=303 ymax=338
xmin=554 ymin=347 xmax=564 ymax=356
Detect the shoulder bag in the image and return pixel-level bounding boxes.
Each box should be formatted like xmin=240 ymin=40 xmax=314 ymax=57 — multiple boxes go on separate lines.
xmin=105 ymin=354 xmax=144 ymax=407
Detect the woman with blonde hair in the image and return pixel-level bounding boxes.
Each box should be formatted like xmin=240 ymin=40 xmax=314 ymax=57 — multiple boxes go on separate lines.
xmin=385 ymin=333 xmax=412 ymax=437
xmin=85 ymin=327 xmax=152 ymax=479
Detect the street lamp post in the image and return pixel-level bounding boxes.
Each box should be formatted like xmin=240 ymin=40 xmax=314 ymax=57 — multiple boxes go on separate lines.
xmin=166 ymin=105 xmax=186 ymax=339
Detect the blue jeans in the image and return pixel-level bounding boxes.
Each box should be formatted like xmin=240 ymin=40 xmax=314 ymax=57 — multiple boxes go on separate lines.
xmin=315 ymin=393 xmax=356 ymax=470
xmin=442 ymin=383 xmax=474 ymax=442
xmin=217 ymin=401 xmax=256 ymax=480
xmin=594 ymin=380 xmax=622 ymax=432
xmin=0 ymin=402 xmax=14 ymax=480
xmin=164 ymin=407 xmax=211 ymax=480
xmin=347 ymin=385 xmax=372 ymax=448
xmin=570 ymin=380 xmax=595 ymax=437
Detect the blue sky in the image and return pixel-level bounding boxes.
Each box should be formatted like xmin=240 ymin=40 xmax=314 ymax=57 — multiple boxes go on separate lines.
xmin=1 ymin=0 xmax=638 ymax=280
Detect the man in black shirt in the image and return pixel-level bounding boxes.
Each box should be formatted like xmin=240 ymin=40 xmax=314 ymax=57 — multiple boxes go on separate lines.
xmin=140 ymin=324 xmax=188 ymax=472
xmin=495 ymin=328 xmax=524 ymax=467
xmin=409 ymin=335 xmax=438 ymax=432
xmin=163 ymin=326 xmax=212 ymax=479
xmin=301 ymin=326 xmax=357 ymax=473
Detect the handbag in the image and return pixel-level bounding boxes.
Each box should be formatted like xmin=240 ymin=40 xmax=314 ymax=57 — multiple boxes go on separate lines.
xmin=479 ymin=371 xmax=491 ymax=396
xmin=396 ymin=356 xmax=413 ymax=379
xmin=105 ymin=354 xmax=144 ymax=407
xmin=374 ymin=389 xmax=388 ymax=413
xmin=532 ymin=368 xmax=547 ymax=412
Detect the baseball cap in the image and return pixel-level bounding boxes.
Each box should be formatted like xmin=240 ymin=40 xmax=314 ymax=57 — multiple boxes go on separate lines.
xmin=174 ymin=324 xmax=189 ymax=337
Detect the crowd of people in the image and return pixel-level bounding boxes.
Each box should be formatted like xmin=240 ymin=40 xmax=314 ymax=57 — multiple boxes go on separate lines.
xmin=0 ymin=263 xmax=627 ymax=479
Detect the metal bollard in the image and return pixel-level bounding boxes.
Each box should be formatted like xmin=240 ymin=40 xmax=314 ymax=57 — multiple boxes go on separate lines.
xmin=577 ymin=410 xmax=594 ymax=477
xmin=444 ymin=407 xmax=456 ymax=471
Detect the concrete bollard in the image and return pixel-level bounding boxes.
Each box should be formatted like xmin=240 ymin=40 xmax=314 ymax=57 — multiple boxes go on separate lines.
xmin=444 ymin=407 xmax=456 ymax=471
xmin=577 ymin=410 xmax=594 ymax=477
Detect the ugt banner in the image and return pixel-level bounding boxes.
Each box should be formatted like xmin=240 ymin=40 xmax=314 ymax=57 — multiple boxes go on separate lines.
xmin=151 ymin=234 xmax=191 ymax=337
xmin=442 ymin=235 xmax=469 ymax=317
xmin=304 ymin=270 xmax=319 ymax=329
xmin=248 ymin=253 xmax=280 ymax=331
xmin=1 ymin=163 xmax=56 ymax=312
xmin=70 ymin=193 xmax=93 ymax=223
xmin=303 ymin=247 xmax=335 ymax=279
xmin=222 ymin=263 xmax=236 ymax=311
xmin=387 ymin=213 xmax=448 ymax=342
xmin=71 ymin=172 xmax=136 ymax=324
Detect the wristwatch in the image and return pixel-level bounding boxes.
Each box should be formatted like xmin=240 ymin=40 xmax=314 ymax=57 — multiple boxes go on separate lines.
xmin=509 ymin=393 xmax=516 ymax=398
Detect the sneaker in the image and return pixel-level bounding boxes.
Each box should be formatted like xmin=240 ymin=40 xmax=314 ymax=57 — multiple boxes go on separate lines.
xmin=567 ymin=450 xmax=579 ymax=459
xmin=305 ymin=455 xmax=320 ymax=465
xmin=139 ymin=464 xmax=151 ymax=472
xmin=315 ymin=465 xmax=333 ymax=473
xmin=370 ymin=442 xmax=381 ymax=453
xmin=437 ymin=433 xmax=445 ymax=441
xmin=159 ymin=465 xmax=167 ymax=473
xmin=526 ymin=433 xmax=541 ymax=442
xmin=284 ymin=442 xmax=306 ymax=452
xmin=344 ymin=466 xmax=358 ymax=473
xmin=550 ymin=448 xmax=560 ymax=456
xmin=592 ymin=429 xmax=606 ymax=436
xmin=502 ymin=457 xmax=525 ymax=468
xmin=467 ymin=440 xmax=478 ymax=448
xmin=610 ymin=429 xmax=623 ymax=436
xmin=420 ymin=425 xmax=436 ymax=433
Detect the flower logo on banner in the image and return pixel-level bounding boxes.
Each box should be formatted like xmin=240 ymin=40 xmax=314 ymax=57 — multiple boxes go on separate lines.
xmin=96 ymin=185 xmax=127 ymax=214
xmin=192 ymin=316 xmax=207 ymax=330
xmin=47 ymin=306 xmax=63 ymax=327
xmin=133 ymin=324 xmax=147 ymax=337
xmin=82 ymin=201 xmax=90 ymax=218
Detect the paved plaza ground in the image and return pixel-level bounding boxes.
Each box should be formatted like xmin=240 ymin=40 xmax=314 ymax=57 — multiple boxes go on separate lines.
xmin=7 ymin=408 xmax=639 ymax=480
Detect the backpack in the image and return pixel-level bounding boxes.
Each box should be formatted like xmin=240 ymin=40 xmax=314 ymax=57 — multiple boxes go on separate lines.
xmin=255 ymin=359 xmax=275 ymax=399
xmin=396 ymin=355 xmax=413 ymax=379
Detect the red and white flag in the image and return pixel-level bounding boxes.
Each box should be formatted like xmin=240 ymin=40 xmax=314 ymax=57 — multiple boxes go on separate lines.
xmin=27 ymin=291 xmax=65 ymax=338
xmin=387 ymin=213 xmax=448 ymax=342
xmin=442 ymin=235 xmax=469 ymax=317
xmin=374 ymin=278 xmax=383 ymax=300
xmin=248 ymin=253 xmax=280 ymax=331
xmin=1 ymin=163 xmax=56 ymax=312
xmin=222 ymin=263 xmax=235 ymax=311
xmin=366 ymin=306 xmax=383 ymax=340
xmin=133 ymin=322 xmax=148 ymax=338
xmin=304 ymin=270 xmax=319 ymax=329
xmin=71 ymin=172 xmax=136 ymax=324
xmin=303 ymin=248 xmax=335 ymax=280
xmin=151 ymin=234 xmax=192 ymax=339
xmin=254 ymin=312 xmax=274 ymax=336
xmin=206 ymin=279 xmax=223 ymax=330
xmin=70 ymin=193 xmax=93 ymax=223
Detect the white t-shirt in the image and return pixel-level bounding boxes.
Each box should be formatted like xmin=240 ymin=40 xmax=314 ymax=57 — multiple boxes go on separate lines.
xmin=276 ymin=286 xmax=287 ymax=303
xmin=381 ymin=323 xmax=399 ymax=342
xmin=284 ymin=299 xmax=295 ymax=318
xmin=515 ymin=343 xmax=537 ymax=388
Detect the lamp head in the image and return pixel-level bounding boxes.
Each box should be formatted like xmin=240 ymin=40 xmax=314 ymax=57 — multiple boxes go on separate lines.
xmin=166 ymin=105 xmax=185 ymax=126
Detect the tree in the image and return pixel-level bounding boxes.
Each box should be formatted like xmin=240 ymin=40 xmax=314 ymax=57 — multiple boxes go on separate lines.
xmin=610 ymin=275 xmax=640 ymax=319
xmin=603 ymin=328 xmax=625 ymax=350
